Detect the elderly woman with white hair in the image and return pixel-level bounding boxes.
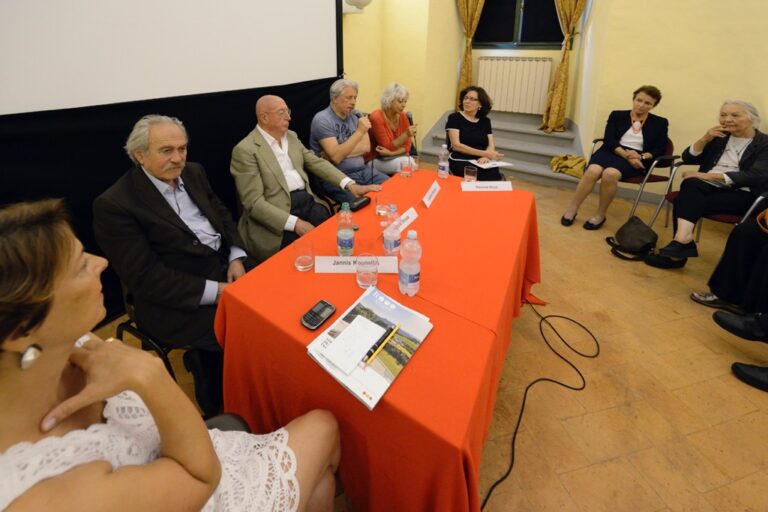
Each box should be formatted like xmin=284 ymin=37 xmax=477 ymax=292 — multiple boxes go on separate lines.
xmin=655 ymin=100 xmax=768 ymax=263
xmin=367 ymin=82 xmax=417 ymax=175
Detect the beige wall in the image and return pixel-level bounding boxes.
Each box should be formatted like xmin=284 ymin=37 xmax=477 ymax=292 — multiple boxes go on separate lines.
xmin=576 ymin=0 xmax=768 ymax=153
xmin=344 ymin=0 xmax=768 ymax=160
xmin=342 ymin=0 xmax=462 ymax=146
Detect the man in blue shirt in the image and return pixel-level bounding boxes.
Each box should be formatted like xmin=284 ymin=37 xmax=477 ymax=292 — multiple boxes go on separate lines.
xmin=93 ymin=115 xmax=246 ymax=417
xmin=310 ymin=79 xmax=388 ymax=204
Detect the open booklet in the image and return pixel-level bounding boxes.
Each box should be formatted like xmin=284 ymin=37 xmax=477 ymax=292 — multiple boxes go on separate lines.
xmin=469 ymin=159 xmax=515 ymax=169
xmin=307 ymin=287 xmax=433 ymax=410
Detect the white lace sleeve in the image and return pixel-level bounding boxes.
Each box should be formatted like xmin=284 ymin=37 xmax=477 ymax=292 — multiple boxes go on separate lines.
xmin=205 ymin=428 xmax=299 ymax=512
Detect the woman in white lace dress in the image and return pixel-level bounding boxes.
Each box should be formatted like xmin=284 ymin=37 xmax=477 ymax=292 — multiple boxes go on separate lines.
xmin=0 ymin=199 xmax=340 ymax=511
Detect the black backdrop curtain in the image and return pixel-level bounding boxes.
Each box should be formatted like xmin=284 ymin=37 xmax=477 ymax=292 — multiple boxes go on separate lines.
xmin=0 ymin=76 xmax=337 ymax=320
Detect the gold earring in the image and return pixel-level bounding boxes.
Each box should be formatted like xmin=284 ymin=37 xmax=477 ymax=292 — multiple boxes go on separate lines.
xmin=20 ymin=344 xmax=43 ymax=370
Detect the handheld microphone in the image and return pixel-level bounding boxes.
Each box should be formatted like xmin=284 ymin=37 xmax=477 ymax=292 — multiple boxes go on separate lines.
xmin=406 ymin=112 xmax=417 ymax=154
xmin=352 ymin=109 xmax=363 ymax=119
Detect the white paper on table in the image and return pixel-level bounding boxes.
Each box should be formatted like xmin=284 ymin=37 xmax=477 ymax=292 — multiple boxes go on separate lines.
xmin=469 ymin=159 xmax=515 ymax=169
xmin=422 ymin=180 xmax=440 ymax=208
xmin=314 ymin=256 xmax=398 ymax=273
xmin=460 ymin=181 xmax=513 ymax=192
xmin=318 ymin=316 xmax=386 ymax=375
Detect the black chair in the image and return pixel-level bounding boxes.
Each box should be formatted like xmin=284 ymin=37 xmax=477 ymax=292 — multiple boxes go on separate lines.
xmin=652 ymin=160 xmax=768 ymax=240
xmin=115 ymin=287 xmax=189 ymax=381
xmin=205 ymin=413 xmax=251 ymax=432
xmin=590 ymin=138 xmax=678 ymax=221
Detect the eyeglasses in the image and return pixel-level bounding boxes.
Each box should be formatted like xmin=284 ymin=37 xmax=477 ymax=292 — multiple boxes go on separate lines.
xmin=464 ymin=97 xmax=480 ymax=102
xmin=269 ymin=108 xmax=291 ymax=117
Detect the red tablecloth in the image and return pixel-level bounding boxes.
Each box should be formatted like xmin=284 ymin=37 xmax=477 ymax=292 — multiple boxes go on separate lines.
xmin=215 ymin=171 xmax=540 ymax=512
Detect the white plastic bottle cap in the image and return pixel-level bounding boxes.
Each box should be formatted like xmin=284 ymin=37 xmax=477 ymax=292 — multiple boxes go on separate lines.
xmin=407 ymin=230 xmax=417 ymax=239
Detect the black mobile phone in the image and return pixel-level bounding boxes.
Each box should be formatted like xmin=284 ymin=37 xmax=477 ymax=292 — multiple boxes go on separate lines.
xmin=349 ymin=196 xmax=371 ymax=211
xmin=300 ymin=299 xmax=336 ymax=330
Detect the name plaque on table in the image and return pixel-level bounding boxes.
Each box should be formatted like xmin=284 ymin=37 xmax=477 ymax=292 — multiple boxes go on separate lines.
xmin=422 ymin=180 xmax=441 ymax=208
xmin=315 ymin=256 xmax=398 ymax=274
xmin=460 ymin=181 xmax=513 ymax=192
xmin=396 ymin=207 xmax=418 ymax=233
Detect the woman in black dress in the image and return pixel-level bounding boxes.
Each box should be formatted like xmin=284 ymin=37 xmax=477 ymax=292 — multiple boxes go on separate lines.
xmin=561 ymin=85 xmax=668 ymax=229
xmin=445 ymin=86 xmax=504 ymax=181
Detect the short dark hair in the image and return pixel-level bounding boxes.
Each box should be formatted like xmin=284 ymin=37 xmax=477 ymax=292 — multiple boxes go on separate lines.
xmin=0 ymin=199 xmax=74 ymax=342
xmin=633 ymin=85 xmax=662 ymax=106
xmin=458 ymin=86 xmax=493 ymax=117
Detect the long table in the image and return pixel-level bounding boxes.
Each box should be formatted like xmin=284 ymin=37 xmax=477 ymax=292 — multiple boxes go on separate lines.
xmin=215 ymin=171 xmax=540 ymax=512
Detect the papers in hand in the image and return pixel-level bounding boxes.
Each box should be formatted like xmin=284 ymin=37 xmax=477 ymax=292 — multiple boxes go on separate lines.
xmin=469 ymin=159 xmax=515 ymax=169
xmin=307 ymin=287 xmax=433 ymax=409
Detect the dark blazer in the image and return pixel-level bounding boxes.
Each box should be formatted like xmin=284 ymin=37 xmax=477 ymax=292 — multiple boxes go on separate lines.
xmin=601 ymin=110 xmax=669 ymax=158
xmin=93 ymin=163 xmax=243 ymax=346
xmin=682 ymin=130 xmax=768 ymax=196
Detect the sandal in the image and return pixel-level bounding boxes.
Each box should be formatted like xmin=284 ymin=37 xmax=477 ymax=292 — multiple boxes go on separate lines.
xmin=690 ymin=291 xmax=743 ymax=314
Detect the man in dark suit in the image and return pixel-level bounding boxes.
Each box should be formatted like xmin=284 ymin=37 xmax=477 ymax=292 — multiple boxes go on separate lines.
xmin=93 ymin=114 xmax=246 ymax=417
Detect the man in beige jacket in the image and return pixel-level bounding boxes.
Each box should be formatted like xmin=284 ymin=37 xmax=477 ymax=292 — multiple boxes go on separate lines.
xmin=231 ymin=95 xmax=380 ymax=263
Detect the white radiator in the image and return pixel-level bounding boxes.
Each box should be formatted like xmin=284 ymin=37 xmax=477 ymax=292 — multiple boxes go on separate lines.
xmin=477 ymin=57 xmax=553 ymax=115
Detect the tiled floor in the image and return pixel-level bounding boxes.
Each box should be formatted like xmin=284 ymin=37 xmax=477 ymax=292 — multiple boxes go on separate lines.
xmin=97 ymin=173 xmax=768 ymax=511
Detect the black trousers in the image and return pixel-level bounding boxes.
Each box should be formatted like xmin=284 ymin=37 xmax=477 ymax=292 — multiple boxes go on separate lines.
xmin=281 ymin=189 xmax=331 ymax=248
xmin=709 ymin=219 xmax=768 ymax=313
xmin=673 ymin=178 xmax=757 ymax=225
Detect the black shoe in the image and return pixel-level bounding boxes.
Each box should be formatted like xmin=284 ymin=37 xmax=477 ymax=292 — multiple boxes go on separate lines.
xmin=658 ymin=240 xmax=698 ymax=258
xmin=561 ymin=215 xmax=576 ymax=227
xmin=713 ymin=311 xmax=768 ymax=342
xmin=689 ymin=292 xmax=743 ymax=314
xmin=731 ymin=362 xmax=768 ymax=392
xmin=644 ymin=252 xmax=687 ymax=269
xmin=583 ymin=217 xmax=606 ymax=230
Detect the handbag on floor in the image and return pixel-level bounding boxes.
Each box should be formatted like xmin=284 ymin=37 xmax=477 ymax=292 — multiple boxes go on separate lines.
xmin=605 ymin=216 xmax=658 ymax=260
xmin=550 ymin=154 xmax=586 ymax=179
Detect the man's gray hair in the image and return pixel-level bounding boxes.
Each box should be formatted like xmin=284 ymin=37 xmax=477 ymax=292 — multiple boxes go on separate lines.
xmin=330 ymin=79 xmax=359 ymax=101
xmin=722 ymin=100 xmax=762 ymax=129
xmin=380 ymin=83 xmax=409 ymax=110
xmin=124 ymin=114 xmax=187 ymax=164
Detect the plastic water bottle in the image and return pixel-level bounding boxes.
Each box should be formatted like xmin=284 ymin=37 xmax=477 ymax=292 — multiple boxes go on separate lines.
xmin=337 ymin=202 xmax=354 ymax=256
xmin=398 ymin=230 xmax=422 ymax=296
xmin=383 ymin=206 xmax=401 ymax=255
xmin=437 ymin=144 xmax=450 ymax=179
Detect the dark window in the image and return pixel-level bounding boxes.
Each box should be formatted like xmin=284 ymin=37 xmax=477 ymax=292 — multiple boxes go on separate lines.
xmin=474 ymin=0 xmax=563 ymax=48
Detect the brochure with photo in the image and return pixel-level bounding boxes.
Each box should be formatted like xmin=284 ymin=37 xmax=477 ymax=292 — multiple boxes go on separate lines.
xmin=307 ymin=287 xmax=433 ymax=410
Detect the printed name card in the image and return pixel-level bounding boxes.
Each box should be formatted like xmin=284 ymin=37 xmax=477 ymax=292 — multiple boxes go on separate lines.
xmin=460 ymin=181 xmax=513 ymax=192
xmin=396 ymin=207 xmax=418 ymax=233
xmin=422 ymin=180 xmax=441 ymax=208
xmin=315 ymin=256 xmax=398 ymax=273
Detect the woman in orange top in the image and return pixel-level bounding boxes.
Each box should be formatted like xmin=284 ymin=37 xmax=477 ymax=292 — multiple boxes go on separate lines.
xmin=367 ymin=83 xmax=417 ymax=175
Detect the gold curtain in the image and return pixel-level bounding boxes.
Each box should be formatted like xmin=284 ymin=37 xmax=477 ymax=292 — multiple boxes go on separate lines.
xmin=456 ymin=0 xmax=486 ymax=96
xmin=539 ymin=0 xmax=586 ymax=133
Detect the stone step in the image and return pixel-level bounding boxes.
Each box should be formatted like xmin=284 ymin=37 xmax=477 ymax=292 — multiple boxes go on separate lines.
xmin=419 ymin=110 xmax=584 ymax=175
xmin=429 ymin=129 xmax=575 ymax=150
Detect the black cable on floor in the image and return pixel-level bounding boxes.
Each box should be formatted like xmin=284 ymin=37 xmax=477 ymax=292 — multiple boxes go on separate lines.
xmin=480 ymin=301 xmax=601 ymax=510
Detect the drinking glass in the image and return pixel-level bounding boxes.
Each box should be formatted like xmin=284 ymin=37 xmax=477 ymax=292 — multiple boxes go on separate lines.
xmin=355 ymin=253 xmax=379 ymax=288
xmin=293 ymin=238 xmax=314 ymax=272
xmin=464 ymin=166 xmax=478 ymax=182
xmin=399 ymin=160 xmax=413 ymax=178
xmin=375 ymin=193 xmax=391 ymax=217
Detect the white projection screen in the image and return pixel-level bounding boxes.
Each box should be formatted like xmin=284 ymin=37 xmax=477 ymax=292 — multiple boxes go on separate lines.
xmin=0 ymin=0 xmax=339 ymax=115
